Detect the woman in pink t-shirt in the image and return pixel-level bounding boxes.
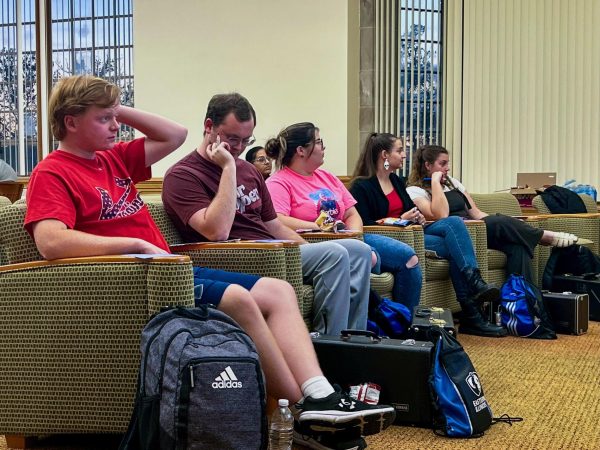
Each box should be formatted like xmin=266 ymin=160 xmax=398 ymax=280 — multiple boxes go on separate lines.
xmin=265 ymin=122 xmax=422 ymax=310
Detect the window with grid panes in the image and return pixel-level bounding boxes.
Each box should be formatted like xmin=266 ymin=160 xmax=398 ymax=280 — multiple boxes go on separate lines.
xmin=0 ymin=0 xmax=133 ymax=175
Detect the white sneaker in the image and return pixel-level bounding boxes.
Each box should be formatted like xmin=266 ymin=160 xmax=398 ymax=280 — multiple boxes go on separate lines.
xmin=550 ymin=232 xmax=578 ymax=248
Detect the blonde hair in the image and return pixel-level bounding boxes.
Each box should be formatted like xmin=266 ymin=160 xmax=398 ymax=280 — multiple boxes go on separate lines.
xmin=48 ymin=75 xmax=120 ymax=140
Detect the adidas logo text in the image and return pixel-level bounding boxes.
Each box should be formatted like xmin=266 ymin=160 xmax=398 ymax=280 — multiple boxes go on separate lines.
xmin=212 ymin=366 xmax=243 ymax=389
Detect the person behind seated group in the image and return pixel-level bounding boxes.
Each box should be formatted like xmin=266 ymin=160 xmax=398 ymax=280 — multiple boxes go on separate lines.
xmin=264 ymin=122 xmax=423 ymax=312
xmin=0 ymin=158 xmax=18 ymax=181
xmin=406 ymin=145 xmax=578 ymax=284
xmin=25 ymin=77 xmax=394 ymax=444
xmin=350 ymin=133 xmax=505 ymax=337
xmin=245 ymin=145 xmax=272 ymax=179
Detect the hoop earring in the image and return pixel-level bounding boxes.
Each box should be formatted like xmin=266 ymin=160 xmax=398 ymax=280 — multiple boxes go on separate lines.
xmin=383 ymin=157 xmax=390 ymax=171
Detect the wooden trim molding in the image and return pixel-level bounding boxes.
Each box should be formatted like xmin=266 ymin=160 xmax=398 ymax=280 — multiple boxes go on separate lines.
xmin=136 ymin=177 xmax=164 ymax=196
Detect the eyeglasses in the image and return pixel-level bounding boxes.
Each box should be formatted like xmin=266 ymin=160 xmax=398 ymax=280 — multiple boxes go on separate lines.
xmin=305 ymin=138 xmax=325 ymax=149
xmin=253 ymin=156 xmax=272 ymax=165
xmin=220 ymin=132 xmax=256 ymax=148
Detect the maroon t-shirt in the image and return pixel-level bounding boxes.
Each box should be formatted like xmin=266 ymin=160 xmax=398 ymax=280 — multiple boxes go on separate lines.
xmin=162 ymin=150 xmax=277 ymax=242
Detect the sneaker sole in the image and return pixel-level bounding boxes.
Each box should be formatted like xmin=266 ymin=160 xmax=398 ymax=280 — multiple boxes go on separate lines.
xmin=298 ymin=408 xmax=395 ymax=438
xmin=474 ymin=286 xmax=500 ymax=303
xmin=292 ymin=430 xmax=367 ymax=450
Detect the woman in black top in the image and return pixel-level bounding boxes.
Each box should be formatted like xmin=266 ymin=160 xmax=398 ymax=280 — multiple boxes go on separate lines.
xmin=405 ymin=145 xmax=578 ymax=283
xmin=350 ymin=133 xmax=505 ymax=337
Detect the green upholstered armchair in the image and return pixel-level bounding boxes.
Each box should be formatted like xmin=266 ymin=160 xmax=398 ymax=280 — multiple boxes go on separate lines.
xmin=145 ymin=201 xmax=314 ymax=325
xmin=0 ymin=202 xmax=195 ymax=441
xmin=532 ymin=193 xmax=600 ymax=255
xmin=299 ymin=230 xmax=395 ymax=301
xmin=362 ymin=221 xmax=488 ymax=313
xmin=0 ymin=196 xmax=11 ymax=208
xmin=470 ymin=192 xmax=547 ymax=286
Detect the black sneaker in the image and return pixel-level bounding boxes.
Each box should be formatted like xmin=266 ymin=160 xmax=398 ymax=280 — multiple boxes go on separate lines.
xmin=293 ymin=425 xmax=367 ymax=450
xmin=297 ymin=386 xmax=395 ymax=439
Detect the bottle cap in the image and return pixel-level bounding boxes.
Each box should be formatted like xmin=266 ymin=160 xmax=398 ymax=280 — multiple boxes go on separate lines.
xmin=278 ymin=399 xmax=289 ymax=407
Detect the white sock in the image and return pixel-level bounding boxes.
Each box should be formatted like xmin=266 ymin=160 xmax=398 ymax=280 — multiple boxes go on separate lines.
xmin=300 ymin=376 xmax=335 ymax=400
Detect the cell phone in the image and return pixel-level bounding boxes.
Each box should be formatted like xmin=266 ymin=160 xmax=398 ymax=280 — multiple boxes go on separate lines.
xmin=296 ymin=229 xmax=322 ymax=234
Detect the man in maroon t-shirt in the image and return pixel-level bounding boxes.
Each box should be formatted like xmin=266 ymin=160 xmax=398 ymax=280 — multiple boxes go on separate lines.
xmin=162 ymin=93 xmax=396 ymax=444
xmin=162 ymin=94 xmax=374 ymax=338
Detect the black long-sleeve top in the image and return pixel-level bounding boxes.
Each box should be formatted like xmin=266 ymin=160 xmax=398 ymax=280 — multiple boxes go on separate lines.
xmin=349 ymin=173 xmax=416 ymax=226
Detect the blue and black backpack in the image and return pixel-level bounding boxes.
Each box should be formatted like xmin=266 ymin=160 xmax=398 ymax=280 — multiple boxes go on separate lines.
xmin=366 ymin=289 xmax=412 ymax=338
xmin=500 ymin=274 xmax=556 ymax=339
xmin=428 ymin=326 xmax=493 ymax=437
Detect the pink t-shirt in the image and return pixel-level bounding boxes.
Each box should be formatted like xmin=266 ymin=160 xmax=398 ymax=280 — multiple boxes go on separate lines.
xmin=266 ymin=167 xmax=357 ymax=222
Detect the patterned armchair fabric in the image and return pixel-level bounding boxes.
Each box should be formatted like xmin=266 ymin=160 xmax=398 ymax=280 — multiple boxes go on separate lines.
xmin=145 ymin=201 xmax=314 ymax=324
xmin=0 ymin=202 xmax=195 ymax=436
xmin=532 ymin=194 xmax=600 ymax=255
xmin=471 ymin=192 xmax=547 ymax=286
xmin=362 ymin=221 xmax=488 ymax=313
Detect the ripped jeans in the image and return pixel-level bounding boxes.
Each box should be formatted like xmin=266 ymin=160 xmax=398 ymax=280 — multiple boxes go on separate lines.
xmin=364 ymin=233 xmax=422 ymax=310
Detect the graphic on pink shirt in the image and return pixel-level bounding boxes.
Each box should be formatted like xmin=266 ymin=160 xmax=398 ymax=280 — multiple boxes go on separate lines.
xmin=309 ymin=188 xmax=341 ymax=225
xmin=96 ymin=176 xmax=144 ymax=220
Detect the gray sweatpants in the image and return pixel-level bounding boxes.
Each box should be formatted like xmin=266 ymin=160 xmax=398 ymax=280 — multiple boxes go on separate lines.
xmin=299 ymin=239 xmax=372 ymax=335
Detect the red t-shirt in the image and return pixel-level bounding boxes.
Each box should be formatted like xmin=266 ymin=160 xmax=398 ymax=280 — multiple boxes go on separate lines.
xmin=386 ymin=188 xmax=404 ymax=217
xmin=24 ymin=138 xmax=170 ymax=252
xmin=162 ymin=150 xmax=277 ymax=242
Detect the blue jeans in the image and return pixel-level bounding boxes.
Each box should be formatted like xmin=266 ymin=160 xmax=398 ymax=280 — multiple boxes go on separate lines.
xmin=423 ymin=216 xmax=479 ymax=301
xmin=363 ymin=233 xmax=422 ymax=310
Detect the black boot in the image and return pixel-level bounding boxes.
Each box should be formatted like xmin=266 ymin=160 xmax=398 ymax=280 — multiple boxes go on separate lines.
xmin=463 ymin=268 xmax=500 ymax=303
xmin=458 ymin=298 xmax=507 ymax=337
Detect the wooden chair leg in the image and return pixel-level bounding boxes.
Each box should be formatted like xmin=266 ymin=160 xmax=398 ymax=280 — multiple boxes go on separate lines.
xmin=4 ymin=435 xmax=37 ymax=449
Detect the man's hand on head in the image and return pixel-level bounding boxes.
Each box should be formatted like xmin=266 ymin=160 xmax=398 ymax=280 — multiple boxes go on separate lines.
xmin=206 ymin=134 xmax=235 ymax=169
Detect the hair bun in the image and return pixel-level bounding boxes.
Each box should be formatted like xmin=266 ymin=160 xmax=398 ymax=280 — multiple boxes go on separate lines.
xmin=264 ymin=137 xmax=281 ymax=159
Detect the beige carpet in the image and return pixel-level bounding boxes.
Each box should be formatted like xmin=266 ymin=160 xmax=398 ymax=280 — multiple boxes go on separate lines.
xmin=2 ymin=323 xmax=599 ymax=449
xmin=364 ymin=321 xmax=600 ymax=449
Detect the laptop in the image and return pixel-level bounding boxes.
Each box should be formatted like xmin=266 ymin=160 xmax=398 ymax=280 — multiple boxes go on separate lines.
xmin=516 ymin=172 xmax=557 ymax=189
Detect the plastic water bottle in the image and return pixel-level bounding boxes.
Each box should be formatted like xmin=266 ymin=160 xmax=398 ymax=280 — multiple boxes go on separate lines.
xmin=269 ymin=398 xmax=293 ymax=450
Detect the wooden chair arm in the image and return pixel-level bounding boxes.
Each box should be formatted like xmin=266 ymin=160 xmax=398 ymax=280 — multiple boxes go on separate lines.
xmin=301 ymin=231 xmax=363 ymax=243
xmin=0 ymin=254 xmax=191 ymax=272
xmin=169 ymin=240 xmax=298 ymax=252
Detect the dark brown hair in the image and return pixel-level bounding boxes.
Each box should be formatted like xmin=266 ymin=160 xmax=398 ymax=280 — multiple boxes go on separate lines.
xmin=351 ymin=132 xmax=399 ymax=181
xmin=204 ymin=93 xmax=256 ymax=128
xmin=407 ymin=145 xmax=449 ymax=188
xmin=264 ymin=122 xmax=318 ymax=169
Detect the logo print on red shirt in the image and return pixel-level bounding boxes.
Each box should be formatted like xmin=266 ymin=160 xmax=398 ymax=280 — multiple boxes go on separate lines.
xmin=96 ymin=177 xmax=145 ymax=220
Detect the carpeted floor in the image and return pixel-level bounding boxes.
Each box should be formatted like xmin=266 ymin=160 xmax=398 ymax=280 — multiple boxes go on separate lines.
xmin=364 ymin=321 xmax=600 ymax=449
xmin=2 ymin=323 xmax=599 ymax=449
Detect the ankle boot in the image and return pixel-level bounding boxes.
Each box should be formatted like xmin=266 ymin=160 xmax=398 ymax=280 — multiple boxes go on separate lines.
xmin=458 ymin=298 xmax=507 ymax=338
xmin=463 ymin=268 xmax=500 ymax=303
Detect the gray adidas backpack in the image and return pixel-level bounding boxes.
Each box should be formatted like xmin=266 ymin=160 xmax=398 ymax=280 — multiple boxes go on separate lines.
xmin=119 ymin=305 xmax=268 ymax=449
